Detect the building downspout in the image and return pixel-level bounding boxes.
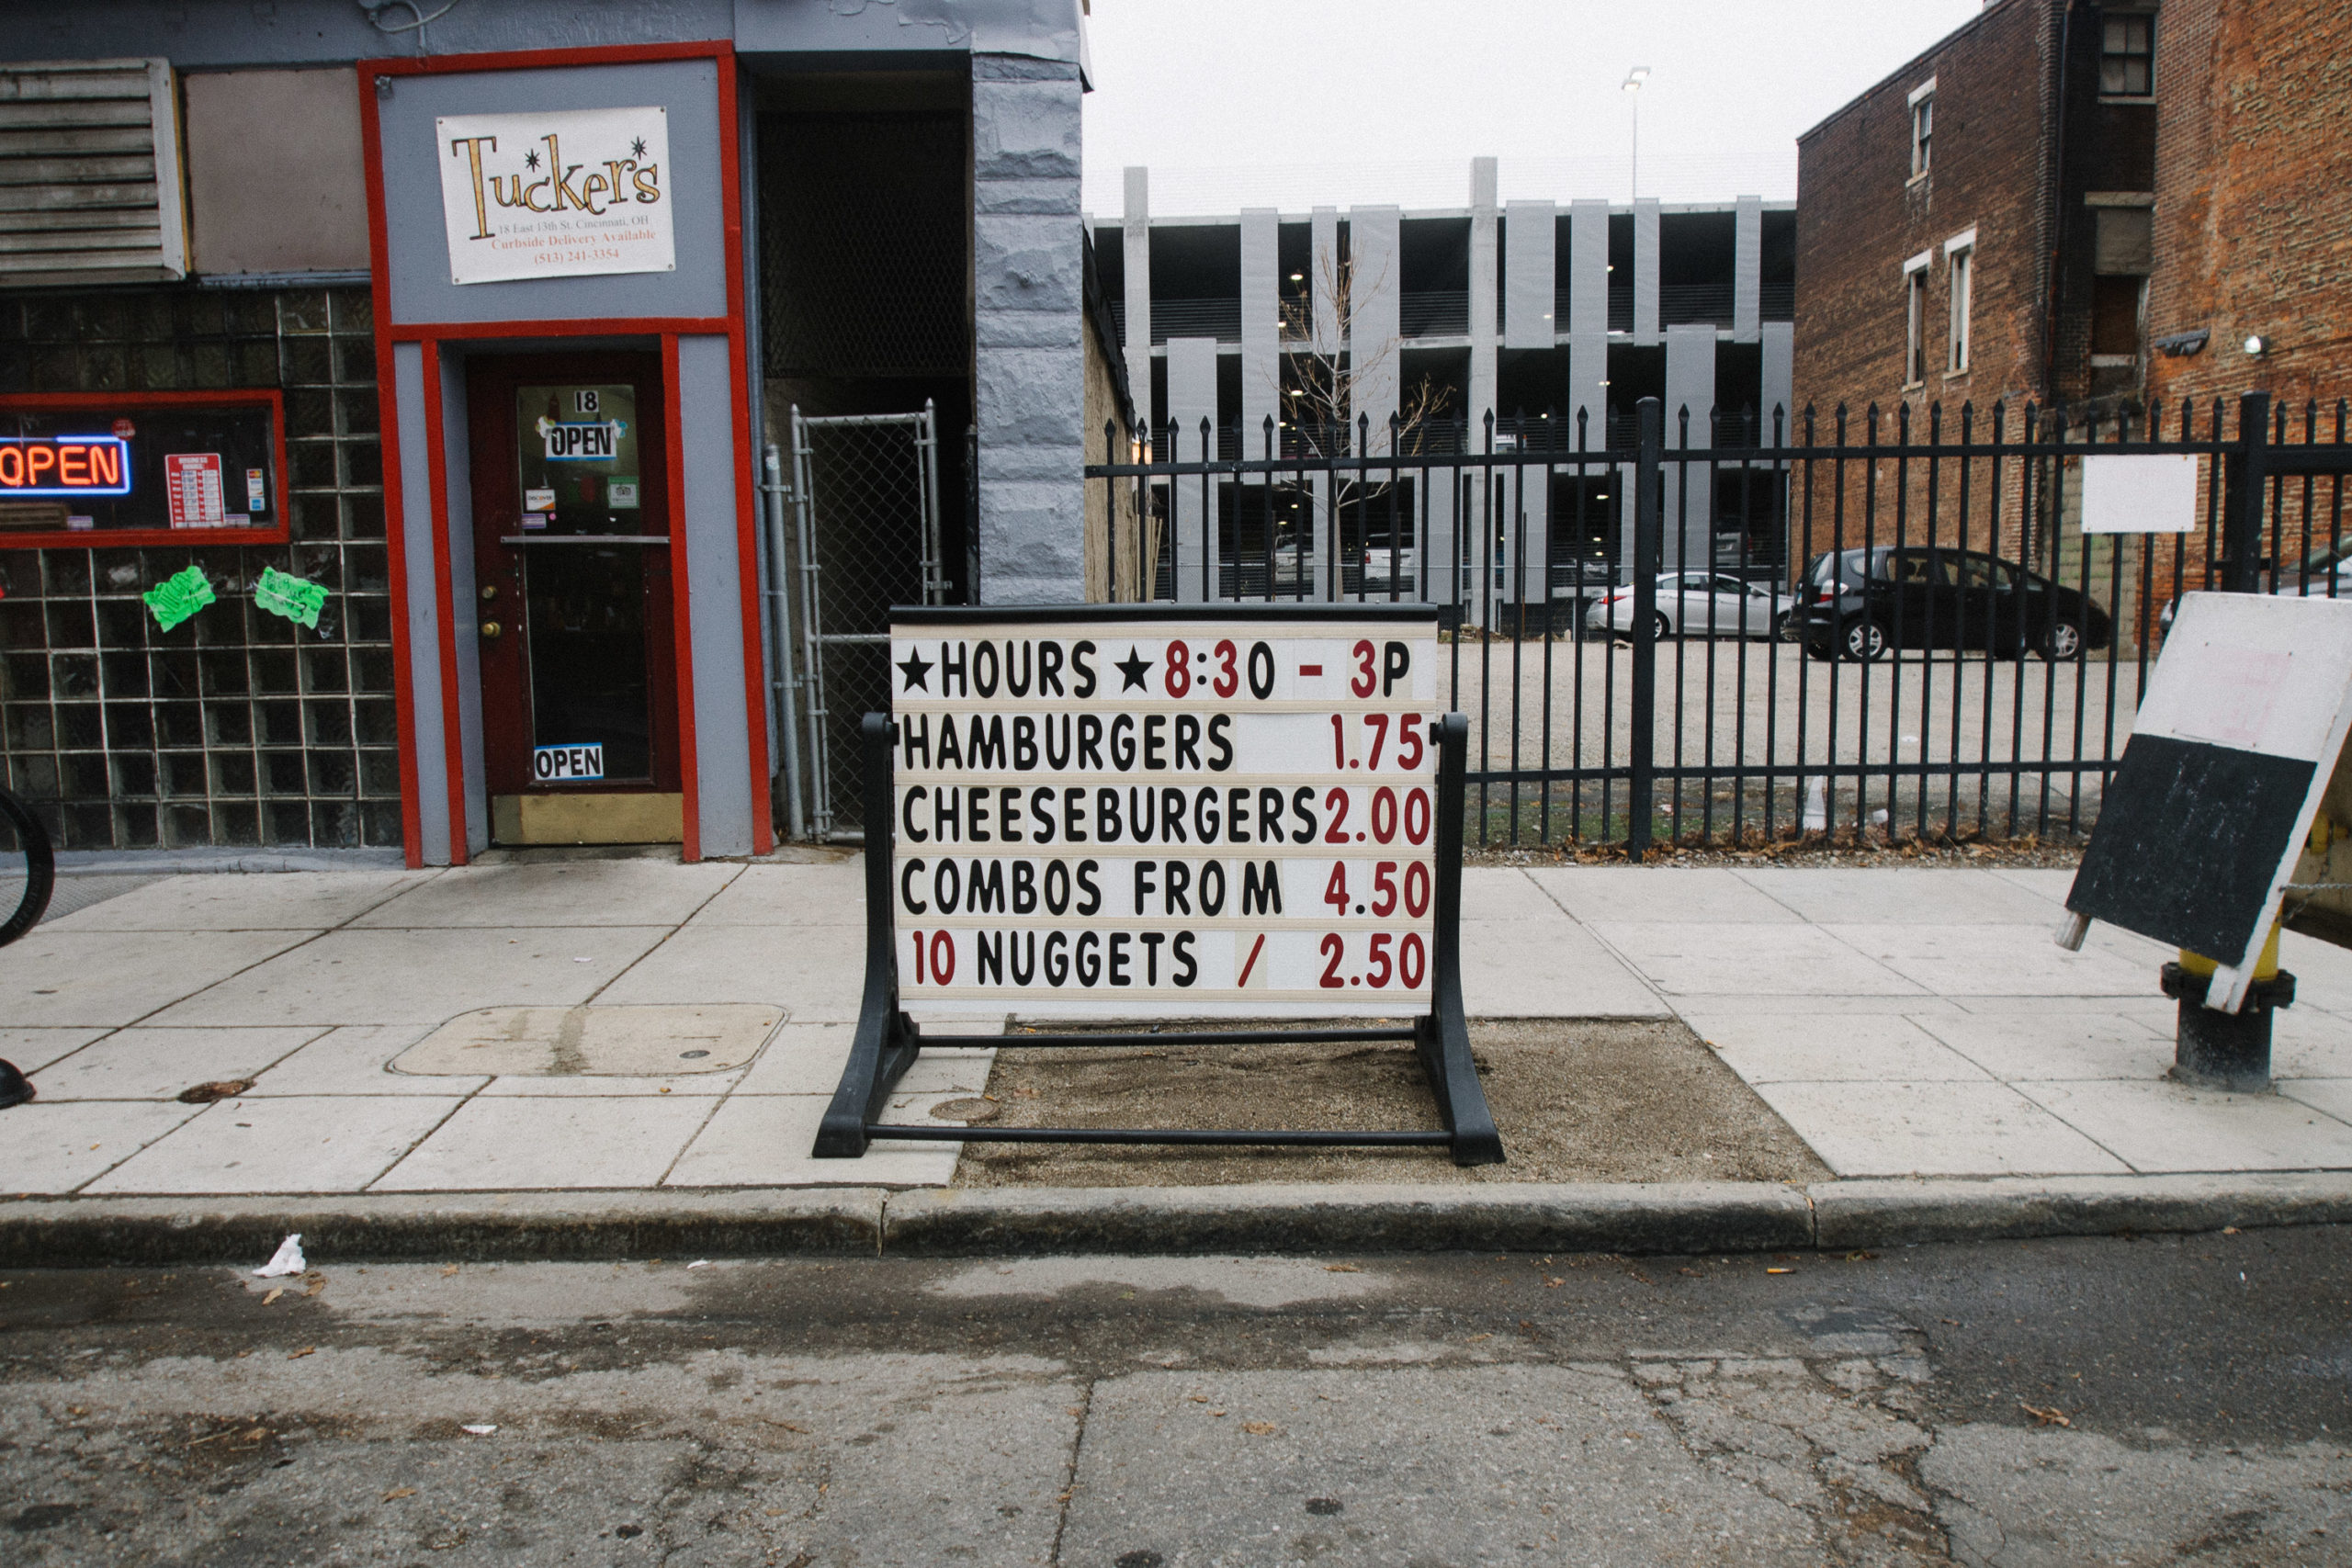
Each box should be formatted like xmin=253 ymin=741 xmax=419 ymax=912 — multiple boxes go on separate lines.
xmin=2039 ymin=0 xmax=2075 ymax=405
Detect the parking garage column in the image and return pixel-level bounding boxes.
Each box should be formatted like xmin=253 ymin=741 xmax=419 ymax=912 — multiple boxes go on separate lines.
xmin=1241 ymin=207 xmax=1279 ymax=463
xmin=1505 ymin=197 xmax=1556 ymax=611
xmin=1762 ymin=320 xmax=1794 ymax=439
xmin=1168 ymin=336 xmax=1218 ymax=603
xmin=1568 ymin=199 xmax=1610 ymax=443
xmin=1664 ymin=322 xmax=1717 ymax=571
xmin=1734 ymin=195 xmax=1763 ymax=344
xmin=1634 ymin=197 xmax=1661 ymax=343
xmin=1310 ymin=207 xmax=1340 ymax=355
xmin=1468 ymin=157 xmax=1498 ymax=434
xmin=1123 ymin=166 xmax=1154 ymax=446
xmin=1346 ymin=206 xmax=1400 ymax=603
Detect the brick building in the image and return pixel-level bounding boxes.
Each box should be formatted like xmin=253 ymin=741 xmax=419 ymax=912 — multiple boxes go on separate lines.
xmin=1791 ymin=0 xmax=2351 ymax=646
xmin=1793 ymin=0 xmax=2158 ymax=430
xmin=2142 ymin=0 xmax=2352 ymax=421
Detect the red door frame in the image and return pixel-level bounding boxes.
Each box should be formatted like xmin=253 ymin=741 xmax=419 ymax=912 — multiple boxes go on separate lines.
xmin=358 ymin=39 xmax=772 ymax=866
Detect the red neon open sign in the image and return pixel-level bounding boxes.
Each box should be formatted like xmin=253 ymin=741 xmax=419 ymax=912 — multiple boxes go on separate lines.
xmin=0 ymin=436 xmax=131 ymax=497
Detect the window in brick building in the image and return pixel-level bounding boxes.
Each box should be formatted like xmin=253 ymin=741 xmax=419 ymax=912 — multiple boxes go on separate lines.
xmin=2091 ymin=275 xmax=2145 ymax=364
xmin=2100 ymin=14 xmax=2154 ymax=97
xmin=1946 ymin=242 xmax=1973 ymax=374
xmin=1907 ymin=79 xmax=1936 ymax=179
xmin=1903 ymin=253 xmax=1931 ymax=386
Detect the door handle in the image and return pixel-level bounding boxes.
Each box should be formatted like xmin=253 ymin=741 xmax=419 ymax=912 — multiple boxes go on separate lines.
xmin=481 ymin=620 xmax=503 ymax=641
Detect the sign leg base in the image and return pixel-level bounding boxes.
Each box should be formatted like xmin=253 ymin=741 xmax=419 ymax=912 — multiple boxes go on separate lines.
xmin=2161 ymin=961 xmax=2294 ymax=1092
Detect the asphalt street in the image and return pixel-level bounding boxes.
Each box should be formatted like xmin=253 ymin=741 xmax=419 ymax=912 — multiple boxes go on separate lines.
xmin=2 ymin=1228 xmax=2346 ymax=1566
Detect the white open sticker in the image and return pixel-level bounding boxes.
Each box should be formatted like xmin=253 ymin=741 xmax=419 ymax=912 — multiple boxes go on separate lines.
xmin=533 ymin=743 xmax=605 ymax=783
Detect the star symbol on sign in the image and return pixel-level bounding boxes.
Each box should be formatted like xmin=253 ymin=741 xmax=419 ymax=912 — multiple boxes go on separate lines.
xmin=630 ymin=137 xmax=648 ymax=159
xmin=896 ymin=649 xmax=933 ymax=692
xmin=524 ymin=148 xmax=540 ymax=171
xmin=1115 ymin=646 xmax=1153 ymax=691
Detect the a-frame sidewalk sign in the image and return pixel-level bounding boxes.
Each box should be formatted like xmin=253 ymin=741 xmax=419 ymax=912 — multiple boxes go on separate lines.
xmin=814 ymin=604 xmax=1504 ymax=1166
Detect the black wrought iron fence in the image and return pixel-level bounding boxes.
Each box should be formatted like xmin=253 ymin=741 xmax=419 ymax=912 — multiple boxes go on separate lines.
xmin=1087 ymin=392 xmax=2352 ymax=853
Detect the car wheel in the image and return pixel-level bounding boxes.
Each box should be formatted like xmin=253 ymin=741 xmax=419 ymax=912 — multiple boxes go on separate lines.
xmin=2040 ymin=619 xmax=2086 ymax=660
xmin=1652 ymin=612 xmax=1672 ymax=640
xmin=1772 ymin=610 xmax=1794 ymax=642
xmin=1840 ymin=618 xmax=1889 ymax=661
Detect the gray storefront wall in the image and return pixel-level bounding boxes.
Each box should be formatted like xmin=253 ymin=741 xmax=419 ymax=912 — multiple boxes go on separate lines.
xmin=0 ymin=0 xmax=1090 ymax=866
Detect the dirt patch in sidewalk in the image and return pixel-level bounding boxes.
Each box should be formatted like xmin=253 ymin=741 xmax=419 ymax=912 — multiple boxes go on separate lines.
xmin=950 ymin=1018 xmax=1832 ymax=1188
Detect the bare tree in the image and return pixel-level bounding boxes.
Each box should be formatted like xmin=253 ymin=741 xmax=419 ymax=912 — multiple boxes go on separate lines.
xmin=1255 ymin=246 xmax=1454 ymax=592
xmin=1271 ymin=245 xmax=1452 ymax=462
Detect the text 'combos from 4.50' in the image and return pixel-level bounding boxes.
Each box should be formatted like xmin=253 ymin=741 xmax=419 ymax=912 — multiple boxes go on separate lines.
xmin=889 ymin=624 xmax=1440 ymax=1010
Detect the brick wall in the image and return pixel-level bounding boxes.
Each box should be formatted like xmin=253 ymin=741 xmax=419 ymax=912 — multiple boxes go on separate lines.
xmin=1795 ymin=0 xmax=2053 ymax=422
xmin=2144 ymin=0 xmax=2352 ymax=422
xmin=1792 ymin=0 xmax=2059 ymax=565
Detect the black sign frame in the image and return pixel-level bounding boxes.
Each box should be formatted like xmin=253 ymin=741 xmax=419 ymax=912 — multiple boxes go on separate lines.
xmin=813 ymin=603 xmax=1504 ymax=1168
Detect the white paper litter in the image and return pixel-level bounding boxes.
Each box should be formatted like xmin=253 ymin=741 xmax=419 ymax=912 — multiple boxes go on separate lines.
xmin=686 ymin=1259 xmax=711 ymax=1269
xmin=254 ymin=1235 xmax=307 ymax=1278
xmin=461 ymin=1424 xmax=498 ymax=1436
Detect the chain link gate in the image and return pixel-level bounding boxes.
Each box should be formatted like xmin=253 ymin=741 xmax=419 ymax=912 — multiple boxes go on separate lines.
xmin=772 ymin=404 xmax=943 ymax=840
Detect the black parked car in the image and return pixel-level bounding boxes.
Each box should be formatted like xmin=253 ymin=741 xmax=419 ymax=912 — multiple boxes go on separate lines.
xmin=1793 ymin=547 xmax=2113 ymax=661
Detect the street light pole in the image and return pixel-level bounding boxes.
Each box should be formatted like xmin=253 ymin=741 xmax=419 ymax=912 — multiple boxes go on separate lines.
xmin=1622 ymin=66 xmax=1650 ymax=202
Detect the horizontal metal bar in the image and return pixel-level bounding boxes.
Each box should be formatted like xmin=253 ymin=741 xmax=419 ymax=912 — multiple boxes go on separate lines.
xmin=925 ymin=1027 xmax=1419 ymax=1051
xmin=796 ymin=412 xmax=933 ymax=430
xmin=890 ymin=604 xmax=1441 ymax=626
xmin=865 ymin=1123 xmax=1453 ymax=1146
xmin=1081 ymin=435 xmax=2348 ymax=479
xmin=497 ymin=534 xmax=670 ymax=546
xmin=1464 ymin=757 xmax=2120 ymax=787
xmin=2270 ymin=448 xmax=2352 ymax=476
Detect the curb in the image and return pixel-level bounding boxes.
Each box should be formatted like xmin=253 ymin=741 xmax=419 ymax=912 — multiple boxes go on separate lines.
xmin=1812 ymin=1171 xmax=2352 ymax=1248
xmin=1 ymin=1174 xmax=2347 ymax=1269
xmin=0 ymin=1190 xmax=888 ymax=1270
xmin=878 ymin=1181 xmax=1814 ymax=1256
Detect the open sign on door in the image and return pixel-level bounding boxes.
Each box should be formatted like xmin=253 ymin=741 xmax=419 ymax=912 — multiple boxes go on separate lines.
xmin=539 ymin=419 xmax=622 ymax=461
xmin=532 ymin=743 xmax=605 ymax=782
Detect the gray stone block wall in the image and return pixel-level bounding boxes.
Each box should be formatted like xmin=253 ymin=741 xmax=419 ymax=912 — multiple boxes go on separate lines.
xmin=972 ymin=52 xmax=1087 ymax=604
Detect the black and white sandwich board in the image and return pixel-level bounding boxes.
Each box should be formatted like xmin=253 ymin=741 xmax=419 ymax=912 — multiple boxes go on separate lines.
xmin=2065 ymin=591 xmax=2352 ymax=1011
xmin=814 ymin=604 xmax=1503 ymax=1166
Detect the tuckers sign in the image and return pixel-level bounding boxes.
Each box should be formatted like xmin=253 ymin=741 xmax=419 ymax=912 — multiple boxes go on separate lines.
xmin=888 ymin=614 xmax=1441 ymax=1013
xmin=436 ymin=107 xmax=674 ymax=285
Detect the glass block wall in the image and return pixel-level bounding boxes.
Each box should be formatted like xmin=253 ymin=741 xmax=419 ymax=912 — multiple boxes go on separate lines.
xmin=0 ymin=288 xmax=402 ymax=852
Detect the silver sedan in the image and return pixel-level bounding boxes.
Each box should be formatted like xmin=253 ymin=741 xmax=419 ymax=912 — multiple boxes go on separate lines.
xmin=1583 ymin=570 xmax=1796 ymax=640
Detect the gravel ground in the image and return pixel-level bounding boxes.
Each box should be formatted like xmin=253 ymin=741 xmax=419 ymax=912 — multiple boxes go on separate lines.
xmin=1469 ymin=834 xmax=2087 ymax=870
xmin=952 ymin=1018 xmax=1834 ymax=1189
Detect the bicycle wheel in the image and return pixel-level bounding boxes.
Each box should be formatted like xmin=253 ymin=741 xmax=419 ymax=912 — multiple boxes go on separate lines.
xmin=0 ymin=785 xmax=55 ymax=947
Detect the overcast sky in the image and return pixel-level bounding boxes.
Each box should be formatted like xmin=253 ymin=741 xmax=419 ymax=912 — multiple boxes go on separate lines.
xmin=1080 ymin=0 xmax=1983 ymax=216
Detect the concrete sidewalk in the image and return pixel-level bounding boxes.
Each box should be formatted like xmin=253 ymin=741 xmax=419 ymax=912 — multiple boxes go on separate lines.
xmin=2 ymin=853 xmax=2349 ymax=1204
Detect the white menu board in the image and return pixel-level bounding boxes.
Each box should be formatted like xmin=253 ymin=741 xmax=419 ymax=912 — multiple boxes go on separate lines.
xmin=887 ymin=613 xmax=1442 ymax=1015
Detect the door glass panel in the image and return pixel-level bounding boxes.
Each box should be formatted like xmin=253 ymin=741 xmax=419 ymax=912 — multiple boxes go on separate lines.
xmin=515 ymin=384 xmax=645 ymax=536
xmin=523 ymin=547 xmax=653 ymax=781
xmin=514 ymin=383 xmax=656 ymax=783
